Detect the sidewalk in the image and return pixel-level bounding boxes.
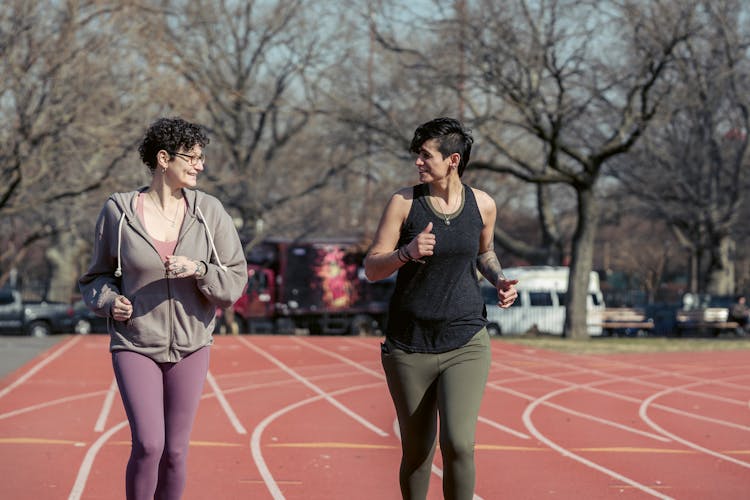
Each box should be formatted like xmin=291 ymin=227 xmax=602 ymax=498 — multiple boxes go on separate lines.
xmin=0 ymin=335 xmax=65 ymax=378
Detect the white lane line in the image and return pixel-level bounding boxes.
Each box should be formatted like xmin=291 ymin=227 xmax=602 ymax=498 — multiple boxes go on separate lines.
xmin=391 ymin=418 xmax=485 ymax=500
xmin=250 ymin=382 xmax=383 ymax=500
xmin=94 ymin=378 xmax=118 ymax=432
xmin=651 ymin=399 xmax=750 ymax=432
xmin=340 ymin=339 xmax=672 ymax=442
xmin=297 ymin=337 xmax=503 ymax=497
xmin=495 ymin=348 xmax=750 ymax=421
xmin=496 ymin=347 xmax=749 ymax=491
xmin=0 ymin=390 xmax=108 ymax=420
xmin=336 ymin=339 xmax=534 ymax=440
xmin=640 ymin=375 xmax=750 ymax=468
xmin=68 ymin=419 xmax=129 ymax=500
xmin=486 ymin=378 xmax=671 ymax=442
xmin=522 ymin=384 xmax=674 ymax=500
xmin=0 ymin=335 xmax=82 ymax=399
xmin=477 ymin=415 xmax=530 ymax=440
xmin=294 ymin=338 xmax=385 ymax=379
xmin=506 ymin=347 xmax=750 ymax=403
xmin=237 ymin=337 xmax=388 ymax=438
xmin=69 ymin=370 xmax=253 ymax=499
xmin=206 ymin=370 xmax=247 ymax=435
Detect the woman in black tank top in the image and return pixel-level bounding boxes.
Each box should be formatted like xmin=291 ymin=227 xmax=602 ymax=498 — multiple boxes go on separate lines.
xmin=365 ymin=118 xmax=518 ymax=499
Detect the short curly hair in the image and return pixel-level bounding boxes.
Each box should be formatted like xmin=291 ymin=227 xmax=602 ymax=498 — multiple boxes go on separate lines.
xmin=138 ymin=117 xmax=210 ymax=172
xmin=409 ymin=117 xmax=473 ymax=177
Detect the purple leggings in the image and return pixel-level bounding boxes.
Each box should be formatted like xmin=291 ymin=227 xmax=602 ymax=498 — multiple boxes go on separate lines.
xmin=112 ymin=347 xmax=210 ymax=500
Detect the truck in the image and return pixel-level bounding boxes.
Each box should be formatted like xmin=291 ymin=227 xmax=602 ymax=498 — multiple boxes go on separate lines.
xmin=480 ymin=266 xmax=606 ymax=336
xmin=0 ymin=287 xmax=85 ymax=337
xmin=230 ymin=238 xmax=395 ymax=335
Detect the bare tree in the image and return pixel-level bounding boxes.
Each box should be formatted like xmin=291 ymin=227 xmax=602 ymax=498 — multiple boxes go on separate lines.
xmin=140 ymin=0 xmax=374 ymax=245
xmin=614 ymin=0 xmax=750 ymax=296
xmin=359 ymin=0 xmax=696 ymax=338
xmin=0 ymin=1 xmax=156 ymax=297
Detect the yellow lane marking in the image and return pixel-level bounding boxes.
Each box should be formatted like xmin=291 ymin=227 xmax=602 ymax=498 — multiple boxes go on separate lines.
xmin=2 ymin=438 xmax=748 ymax=457
xmin=609 ymin=485 xmax=672 ymax=491
xmin=268 ymin=442 xmax=398 ymax=450
xmin=574 ymin=447 xmax=694 ymax=454
xmin=0 ymin=438 xmax=240 ymax=448
xmin=239 ymin=480 xmax=303 ymax=485
xmin=477 ymin=445 xmax=547 ymax=451
xmin=0 ymin=437 xmax=86 ymax=446
xmin=110 ymin=440 xmax=243 ymax=447
xmin=190 ymin=440 xmax=243 ymax=447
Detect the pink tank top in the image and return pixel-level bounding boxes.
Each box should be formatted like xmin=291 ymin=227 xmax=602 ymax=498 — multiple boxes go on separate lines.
xmin=137 ymin=193 xmax=179 ymax=262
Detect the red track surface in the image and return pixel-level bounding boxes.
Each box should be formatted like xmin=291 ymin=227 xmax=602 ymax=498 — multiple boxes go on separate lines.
xmin=1 ymin=335 xmax=749 ymax=499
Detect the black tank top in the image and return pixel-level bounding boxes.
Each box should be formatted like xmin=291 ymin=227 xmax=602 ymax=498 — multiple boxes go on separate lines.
xmin=386 ymin=183 xmax=487 ymax=353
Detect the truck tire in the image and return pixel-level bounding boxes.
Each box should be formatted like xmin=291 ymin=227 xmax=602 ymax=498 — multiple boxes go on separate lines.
xmin=349 ymin=314 xmax=377 ymax=336
xmin=275 ymin=318 xmax=296 ymax=335
xmin=27 ymin=321 xmax=51 ymax=338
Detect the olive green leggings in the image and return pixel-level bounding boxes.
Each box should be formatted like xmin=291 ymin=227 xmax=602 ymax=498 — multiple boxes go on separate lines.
xmin=381 ymin=328 xmax=491 ymax=500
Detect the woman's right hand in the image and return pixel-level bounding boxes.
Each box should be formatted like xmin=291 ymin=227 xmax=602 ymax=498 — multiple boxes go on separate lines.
xmin=112 ymin=295 xmax=133 ymax=321
xmin=407 ymin=222 xmax=436 ymax=259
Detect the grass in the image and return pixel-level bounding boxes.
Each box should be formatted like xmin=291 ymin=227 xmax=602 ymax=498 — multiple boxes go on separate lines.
xmin=494 ymin=334 xmax=750 ymax=354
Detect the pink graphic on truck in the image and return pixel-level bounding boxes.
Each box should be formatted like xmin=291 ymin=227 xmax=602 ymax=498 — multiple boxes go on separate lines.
xmin=315 ymin=246 xmax=358 ymax=309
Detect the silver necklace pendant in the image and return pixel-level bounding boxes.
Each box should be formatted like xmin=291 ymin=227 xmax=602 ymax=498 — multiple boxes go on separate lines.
xmin=445 ymin=219 xmax=450 ymax=225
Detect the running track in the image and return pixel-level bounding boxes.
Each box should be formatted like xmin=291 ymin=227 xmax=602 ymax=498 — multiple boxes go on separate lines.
xmin=1 ymin=335 xmax=749 ymax=499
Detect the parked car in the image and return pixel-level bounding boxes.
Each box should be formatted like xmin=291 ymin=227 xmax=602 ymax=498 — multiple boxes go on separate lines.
xmin=0 ymin=288 xmax=80 ymax=337
xmin=674 ymin=293 xmax=740 ymax=337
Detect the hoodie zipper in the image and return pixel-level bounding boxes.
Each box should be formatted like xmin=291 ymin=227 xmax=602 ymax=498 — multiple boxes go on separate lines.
xmin=167 ymin=209 xmax=197 ymax=362
xmin=166 ymin=271 xmax=174 ymax=362
xmin=117 ymin=189 xmax=203 ymax=363
xmin=164 ymin=191 xmax=196 ymax=363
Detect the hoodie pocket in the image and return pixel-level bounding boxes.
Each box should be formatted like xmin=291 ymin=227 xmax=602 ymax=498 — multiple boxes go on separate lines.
xmin=118 ymin=293 xmax=171 ymax=348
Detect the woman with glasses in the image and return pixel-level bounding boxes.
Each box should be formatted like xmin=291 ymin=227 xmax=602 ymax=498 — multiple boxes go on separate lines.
xmin=365 ymin=117 xmax=518 ymax=500
xmin=79 ymin=117 xmax=247 ymax=499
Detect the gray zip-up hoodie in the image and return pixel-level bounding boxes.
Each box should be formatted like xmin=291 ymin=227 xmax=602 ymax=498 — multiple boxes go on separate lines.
xmin=79 ymin=187 xmax=248 ymax=363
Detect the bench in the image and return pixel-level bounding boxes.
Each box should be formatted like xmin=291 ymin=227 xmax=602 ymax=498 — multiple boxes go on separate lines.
xmin=675 ymin=308 xmax=739 ymax=336
xmin=593 ymin=308 xmax=654 ymax=336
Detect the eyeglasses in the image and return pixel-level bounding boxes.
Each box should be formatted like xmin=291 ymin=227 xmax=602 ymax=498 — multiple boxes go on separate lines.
xmin=170 ymin=151 xmax=206 ymax=166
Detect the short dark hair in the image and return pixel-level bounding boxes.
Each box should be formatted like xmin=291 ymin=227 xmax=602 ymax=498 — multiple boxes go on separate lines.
xmin=409 ymin=117 xmax=474 ymax=177
xmin=138 ymin=117 xmax=209 ymax=172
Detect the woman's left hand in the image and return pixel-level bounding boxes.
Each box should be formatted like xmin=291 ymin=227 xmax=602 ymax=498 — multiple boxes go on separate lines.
xmin=496 ymin=278 xmax=519 ymax=308
xmin=166 ymin=255 xmax=199 ymax=278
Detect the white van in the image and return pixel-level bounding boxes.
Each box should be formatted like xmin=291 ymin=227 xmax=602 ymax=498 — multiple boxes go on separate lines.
xmin=481 ymin=266 xmax=605 ymax=336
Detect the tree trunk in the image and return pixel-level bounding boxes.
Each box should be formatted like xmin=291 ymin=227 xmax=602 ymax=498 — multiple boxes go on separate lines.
xmin=689 ymin=250 xmax=699 ymax=293
xmin=46 ymin=234 xmax=87 ymax=303
xmin=706 ymin=236 xmax=735 ymax=296
xmin=564 ymin=187 xmax=598 ymax=339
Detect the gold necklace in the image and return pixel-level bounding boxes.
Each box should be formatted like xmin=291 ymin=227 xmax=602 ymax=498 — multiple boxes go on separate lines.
xmin=149 ymin=191 xmax=183 ymax=227
xmin=430 ymin=186 xmax=459 ymax=225
xmin=435 ymin=197 xmax=451 ymax=226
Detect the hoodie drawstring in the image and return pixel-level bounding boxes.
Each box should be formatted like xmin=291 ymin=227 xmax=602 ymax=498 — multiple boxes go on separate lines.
xmin=113 ymin=202 xmax=228 ymax=278
xmin=114 ymin=212 xmax=125 ymax=277
xmin=196 ymin=206 xmax=228 ymax=271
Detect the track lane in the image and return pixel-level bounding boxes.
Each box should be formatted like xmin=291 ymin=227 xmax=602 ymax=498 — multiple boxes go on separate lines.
xmin=2 ymin=335 xmax=749 ymax=499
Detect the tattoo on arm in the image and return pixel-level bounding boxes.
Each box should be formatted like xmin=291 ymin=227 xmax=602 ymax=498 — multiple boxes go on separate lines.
xmin=477 ymin=250 xmax=506 ymax=285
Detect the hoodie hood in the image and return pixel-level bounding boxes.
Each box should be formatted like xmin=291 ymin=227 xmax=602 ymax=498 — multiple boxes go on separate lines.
xmin=110 ymin=188 xmax=227 ymax=279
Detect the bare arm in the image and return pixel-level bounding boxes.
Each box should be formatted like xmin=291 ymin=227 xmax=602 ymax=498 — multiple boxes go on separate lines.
xmin=474 ymin=188 xmax=518 ymax=308
xmin=477 ymin=246 xmax=505 ymax=285
xmin=364 ymin=189 xmax=436 ymax=281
